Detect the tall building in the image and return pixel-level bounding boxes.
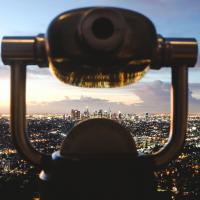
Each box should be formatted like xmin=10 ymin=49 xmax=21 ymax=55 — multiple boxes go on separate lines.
xmin=145 ymin=112 xmax=149 ymax=120
xmin=118 ymin=111 xmax=122 ymax=119
xmin=83 ymin=107 xmax=90 ymax=118
xmin=98 ymin=109 xmax=103 ymax=118
xmin=71 ymin=109 xmax=81 ymax=120
xmin=109 ymin=108 xmax=112 ymax=119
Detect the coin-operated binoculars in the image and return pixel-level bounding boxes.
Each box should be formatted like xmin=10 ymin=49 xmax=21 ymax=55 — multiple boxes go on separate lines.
xmin=1 ymin=7 xmax=198 ymax=200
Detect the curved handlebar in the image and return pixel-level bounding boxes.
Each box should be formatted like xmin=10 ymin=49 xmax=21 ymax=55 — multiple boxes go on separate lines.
xmin=149 ymin=66 xmax=188 ymax=169
xmin=11 ymin=63 xmax=49 ymax=166
xmin=3 ymin=33 xmax=196 ymax=168
xmin=10 ymin=63 xmax=188 ymax=169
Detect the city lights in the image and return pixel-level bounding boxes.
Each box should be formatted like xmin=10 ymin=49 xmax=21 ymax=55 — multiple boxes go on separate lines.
xmin=0 ymin=110 xmax=199 ymax=199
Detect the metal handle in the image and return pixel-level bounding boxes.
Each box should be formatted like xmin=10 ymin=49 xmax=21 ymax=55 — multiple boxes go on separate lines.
xmin=10 ymin=62 xmax=188 ymax=168
xmin=149 ymin=66 xmax=188 ymax=169
xmin=11 ymin=63 xmax=48 ymax=166
xmin=3 ymin=36 xmax=196 ymax=168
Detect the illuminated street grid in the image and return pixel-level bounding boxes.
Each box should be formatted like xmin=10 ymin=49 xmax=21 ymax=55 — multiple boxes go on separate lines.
xmin=0 ymin=111 xmax=199 ymax=199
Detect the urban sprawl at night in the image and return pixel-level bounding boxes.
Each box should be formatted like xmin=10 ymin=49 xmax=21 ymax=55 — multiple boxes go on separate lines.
xmin=0 ymin=109 xmax=199 ymax=199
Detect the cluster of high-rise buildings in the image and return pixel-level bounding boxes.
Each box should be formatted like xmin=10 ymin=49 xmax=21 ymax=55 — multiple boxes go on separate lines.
xmin=63 ymin=108 xmax=150 ymax=121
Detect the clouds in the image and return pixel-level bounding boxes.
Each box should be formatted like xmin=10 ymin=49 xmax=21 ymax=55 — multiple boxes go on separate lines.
xmin=26 ymin=80 xmax=200 ymax=114
xmin=0 ymin=66 xmax=10 ymax=80
xmin=132 ymin=80 xmax=170 ymax=112
xmin=27 ymin=95 xmax=133 ymax=114
xmin=132 ymin=81 xmax=200 ymax=113
xmin=1 ymin=63 xmax=200 ymax=114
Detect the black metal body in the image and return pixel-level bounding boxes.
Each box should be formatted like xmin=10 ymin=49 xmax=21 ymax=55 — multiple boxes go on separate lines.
xmin=39 ymin=153 xmax=157 ymax=200
xmin=0 ymin=6 xmax=198 ymax=200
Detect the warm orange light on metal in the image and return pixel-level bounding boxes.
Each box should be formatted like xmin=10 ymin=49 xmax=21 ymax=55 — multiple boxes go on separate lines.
xmin=49 ymin=59 xmax=150 ymax=88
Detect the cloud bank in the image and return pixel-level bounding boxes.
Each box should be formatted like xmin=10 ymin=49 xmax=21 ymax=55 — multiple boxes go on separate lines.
xmin=26 ymin=80 xmax=200 ymax=114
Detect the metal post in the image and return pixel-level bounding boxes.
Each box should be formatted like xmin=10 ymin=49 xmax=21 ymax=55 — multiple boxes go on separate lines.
xmin=10 ymin=63 xmax=46 ymax=166
xmin=150 ymin=66 xmax=188 ymax=169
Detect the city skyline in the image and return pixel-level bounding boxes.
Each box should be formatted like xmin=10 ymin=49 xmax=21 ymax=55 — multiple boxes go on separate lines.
xmin=0 ymin=0 xmax=200 ymax=113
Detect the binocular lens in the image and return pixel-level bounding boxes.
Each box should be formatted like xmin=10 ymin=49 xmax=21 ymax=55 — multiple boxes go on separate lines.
xmin=49 ymin=60 xmax=150 ymax=88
